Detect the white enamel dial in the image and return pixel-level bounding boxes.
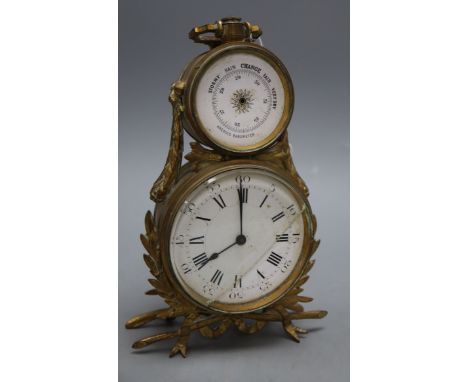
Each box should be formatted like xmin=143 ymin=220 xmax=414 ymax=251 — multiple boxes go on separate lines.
xmin=195 ymin=52 xmax=287 ymax=151
xmin=169 ymin=168 xmax=308 ymax=311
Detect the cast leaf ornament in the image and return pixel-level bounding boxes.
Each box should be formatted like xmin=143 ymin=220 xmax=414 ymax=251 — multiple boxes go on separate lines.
xmin=149 ymin=81 xmax=185 ymax=203
xmin=126 ymin=210 xmax=326 ymax=357
xmin=185 ymin=132 xmax=309 ymax=197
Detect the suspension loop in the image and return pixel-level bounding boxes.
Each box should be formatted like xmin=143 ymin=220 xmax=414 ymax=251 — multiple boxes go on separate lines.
xmin=189 ymin=17 xmax=262 ymax=47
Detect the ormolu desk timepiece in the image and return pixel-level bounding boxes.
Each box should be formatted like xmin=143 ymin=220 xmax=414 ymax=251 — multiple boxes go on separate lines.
xmin=126 ymin=17 xmax=327 ymax=357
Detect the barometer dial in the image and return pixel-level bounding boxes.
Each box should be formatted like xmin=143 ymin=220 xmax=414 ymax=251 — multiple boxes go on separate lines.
xmin=184 ymin=45 xmax=294 ymax=154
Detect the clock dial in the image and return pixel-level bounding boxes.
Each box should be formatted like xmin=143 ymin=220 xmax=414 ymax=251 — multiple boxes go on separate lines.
xmin=169 ymin=168 xmax=310 ymax=311
xmin=194 ymin=51 xmax=290 ymax=152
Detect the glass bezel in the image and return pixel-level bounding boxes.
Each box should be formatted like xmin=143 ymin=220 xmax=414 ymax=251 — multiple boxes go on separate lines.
xmin=158 ymin=160 xmax=315 ymax=314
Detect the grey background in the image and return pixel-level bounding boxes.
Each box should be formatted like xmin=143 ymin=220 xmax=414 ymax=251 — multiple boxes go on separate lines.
xmin=119 ymin=1 xmax=349 ymax=381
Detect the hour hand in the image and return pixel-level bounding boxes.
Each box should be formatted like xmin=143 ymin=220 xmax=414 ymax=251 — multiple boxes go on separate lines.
xmin=207 ymin=241 xmax=237 ymax=262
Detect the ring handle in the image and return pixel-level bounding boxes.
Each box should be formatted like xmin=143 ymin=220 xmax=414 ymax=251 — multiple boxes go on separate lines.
xmin=189 ymin=17 xmax=262 ymax=47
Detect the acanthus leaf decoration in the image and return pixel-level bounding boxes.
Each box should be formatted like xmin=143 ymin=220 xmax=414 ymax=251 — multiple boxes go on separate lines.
xmin=125 ymin=209 xmax=327 ymax=357
xmin=185 ymin=133 xmax=309 ymax=197
xmin=149 ymin=81 xmax=186 ymax=203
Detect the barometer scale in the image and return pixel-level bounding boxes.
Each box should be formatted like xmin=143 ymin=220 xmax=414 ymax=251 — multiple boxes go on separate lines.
xmin=126 ymin=17 xmax=327 ymax=357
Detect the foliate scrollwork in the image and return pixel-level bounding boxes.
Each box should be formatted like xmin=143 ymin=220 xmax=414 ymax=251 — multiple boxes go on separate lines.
xmin=149 ymin=81 xmax=186 ymax=203
xmin=184 ymin=142 xmax=224 ymax=163
xmin=185 ymin=133 xmax=310 ymax=197
xmin=275 ymin=132 xmax=310 ymax=197
xmin=126 ymin=209 xmax=326 ymax=357
xmin=199 ymin=319 xmax=231 ymax=338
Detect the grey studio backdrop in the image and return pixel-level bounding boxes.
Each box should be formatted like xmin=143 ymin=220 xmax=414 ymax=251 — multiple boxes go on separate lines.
xmin=119 ymin=1 xmax=349 ymax=381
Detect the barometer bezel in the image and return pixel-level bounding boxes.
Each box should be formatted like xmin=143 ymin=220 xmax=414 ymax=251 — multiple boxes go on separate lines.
xmin=181 ymin=42 xmax=294 ymax=155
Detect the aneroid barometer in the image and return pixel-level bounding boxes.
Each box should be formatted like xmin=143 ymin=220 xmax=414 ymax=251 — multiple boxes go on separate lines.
xmin=126 ymin=17 xmax=327 ymax=357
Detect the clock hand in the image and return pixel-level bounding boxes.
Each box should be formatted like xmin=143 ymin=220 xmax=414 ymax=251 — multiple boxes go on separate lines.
xmin=206 ymin=226 xmax=248 ymax=264
xmin=237 ymin=177 xmax=244 ymax=237
xmin=207 ymin=240 xmax=238 ymax=262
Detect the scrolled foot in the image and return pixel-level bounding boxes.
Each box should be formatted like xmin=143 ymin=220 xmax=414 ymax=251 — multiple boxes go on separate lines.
xmin=126 ymin=308 xmax=178 ymax=329
xmin=284 ymin=323 xmax=301 ymax=342
xmin=292 ymin=325 xmax=308 ymax=334
xmin=169 ymin=337 xmax=189 ymax=358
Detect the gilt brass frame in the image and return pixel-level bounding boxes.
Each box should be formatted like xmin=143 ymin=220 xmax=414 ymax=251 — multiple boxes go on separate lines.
xmin=126 ymin=18 xmax=326 ymax=357
xmin=157 ymin=160 xmax=314 ymax=314
xmin=180 ymin=42 xmax=294 ymax=155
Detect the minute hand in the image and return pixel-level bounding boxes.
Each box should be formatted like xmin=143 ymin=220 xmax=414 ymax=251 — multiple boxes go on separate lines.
xmin=237 ymin=178 xmax=244 ymax=236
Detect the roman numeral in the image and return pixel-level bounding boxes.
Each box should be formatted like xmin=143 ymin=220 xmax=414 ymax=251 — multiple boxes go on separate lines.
xmin=196 ymin=216 xmax=211 ymax=222
xmin=259 ymin=194 xmax=268 ymax=208
xmin=238 ymin=188 xmax=248 ymax=203
xmin=276 ymin=234 xmax=289 ymax=242
xmin=213 ymin=194 xmax=227 ymax=209
xmin=192 ymin=253 xmax=209 ymax=270
xmin=291 ymin=233 xmax=301 ymax=244
xmin=173 ymin=234 xmax=185 ymax=245
xmin=189 ymin=236 xmax=204 ymax=244
xmin=287 ymin=204 xmax=296 ymax=215
xmin=234 ymin=275 xmax=242 ymax=288
xmin=210 ymin=269 xmax=224 ymax=285
xmin=272 ymin=211 xmax=285 ymax=222
xmin=181 ymin=263 xmax=191 ymax=274
xmin=257 ymin=270 xmax=265 ymax=279
xmin=267 ymin=252 xmax=283 ymax=267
